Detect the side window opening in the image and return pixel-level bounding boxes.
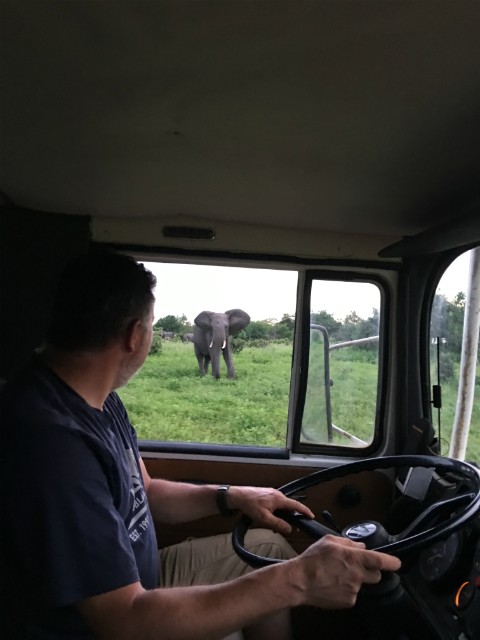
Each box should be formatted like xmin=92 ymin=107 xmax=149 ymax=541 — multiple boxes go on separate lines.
xmin=299 ymin=278 xmax=382 ymax=450
xmin=118 ymin=261 xmax=383 ymax=454
xmin=429 ymin=248 xmax=480 ymax=464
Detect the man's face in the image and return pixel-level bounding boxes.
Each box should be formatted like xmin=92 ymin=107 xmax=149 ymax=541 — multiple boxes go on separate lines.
xmin=137 ymin=305 xmax=154 ymax=365
xmin=116 ymin=303 xmax=154 ymax=389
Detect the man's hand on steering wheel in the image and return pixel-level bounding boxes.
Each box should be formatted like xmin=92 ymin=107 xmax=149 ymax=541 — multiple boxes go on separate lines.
xmin=291 ymin=535 xmax=402 ymax=609
xmin=227 ymin=486 xmax=315 ymax=536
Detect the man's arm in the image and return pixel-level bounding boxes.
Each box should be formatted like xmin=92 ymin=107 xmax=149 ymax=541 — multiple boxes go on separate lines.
xmin=140 ymin=459 xmax=314 ymax=534
xmin=77 ymin=535 xmax=402 ymax=640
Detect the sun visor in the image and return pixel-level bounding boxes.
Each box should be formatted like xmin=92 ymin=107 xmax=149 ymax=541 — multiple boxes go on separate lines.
xmin=379 ymin=207 xmax=480 ymax=258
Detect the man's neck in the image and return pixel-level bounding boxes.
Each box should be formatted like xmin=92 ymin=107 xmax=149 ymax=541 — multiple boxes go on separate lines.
xmin=41 ymin=345 xmax=118 ymax=410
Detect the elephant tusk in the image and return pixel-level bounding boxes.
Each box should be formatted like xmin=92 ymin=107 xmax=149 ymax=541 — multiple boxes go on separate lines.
xmin=209 ymin=340 xmax=226 ymax=349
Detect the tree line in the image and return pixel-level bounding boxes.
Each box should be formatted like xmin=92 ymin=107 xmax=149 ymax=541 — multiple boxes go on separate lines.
xmin=154 ymin=307 xmax=381 ymax=345
xmin=152 ymin=292 xmax=471 ymax=377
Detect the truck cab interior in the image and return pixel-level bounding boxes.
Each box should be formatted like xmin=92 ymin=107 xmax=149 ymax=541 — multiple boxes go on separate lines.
xmin=1 ymin=2 xmax=480 ymax=639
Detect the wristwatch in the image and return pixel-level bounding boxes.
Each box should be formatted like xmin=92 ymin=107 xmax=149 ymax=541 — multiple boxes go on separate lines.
xmin=216 ymin=484 xmax=238 ymax=517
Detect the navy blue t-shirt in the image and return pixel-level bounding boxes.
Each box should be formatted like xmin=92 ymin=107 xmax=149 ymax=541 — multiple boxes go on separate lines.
xmin=0 ymin=357 xmax=159 ymax=638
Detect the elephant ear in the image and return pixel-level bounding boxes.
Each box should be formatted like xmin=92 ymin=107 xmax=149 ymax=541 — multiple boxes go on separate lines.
xmin=225 ymin=309 xmax=251 ymax=334
xmin=194 ymin=311 xmax=214 ymax=328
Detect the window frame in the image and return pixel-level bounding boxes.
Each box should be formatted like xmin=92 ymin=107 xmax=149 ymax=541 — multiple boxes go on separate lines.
xmin=115 ymin=245 xmax=397 ymax=461
xmin=423 ymin=248 xmax=480 ymax=463
xmin=290 ymin=269 xmax=391 ymax=458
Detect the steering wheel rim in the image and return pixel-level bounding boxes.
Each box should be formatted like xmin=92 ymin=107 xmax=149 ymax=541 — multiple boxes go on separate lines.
xmin=232 ymin=455 xmax=480 ymax=567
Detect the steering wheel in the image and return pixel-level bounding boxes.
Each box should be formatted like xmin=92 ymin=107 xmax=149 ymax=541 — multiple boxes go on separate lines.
xmin=233 ymin=455 xmax=480 ymax=567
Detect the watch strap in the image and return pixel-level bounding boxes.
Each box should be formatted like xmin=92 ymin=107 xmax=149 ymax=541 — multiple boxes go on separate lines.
xmin=216 ymin=485 xmax=238 ymax=517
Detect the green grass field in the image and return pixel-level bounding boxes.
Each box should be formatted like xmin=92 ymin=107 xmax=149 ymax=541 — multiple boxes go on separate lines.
xmin=118 ymin=341 xmax=292 ymax=446
xmin=118 ymin=341 xmax=480 ymax=463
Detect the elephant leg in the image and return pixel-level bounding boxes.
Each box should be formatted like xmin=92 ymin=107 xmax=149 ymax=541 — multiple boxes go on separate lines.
xmin=195 ymin=349 xmax=208 ymax=376
xmin=196 ymin=357 xmax=203 ymax=375
xmin=203 ymin=355 xmax=211 ymax=375
xmin=222 ymin=348 xmax=236 ymax=379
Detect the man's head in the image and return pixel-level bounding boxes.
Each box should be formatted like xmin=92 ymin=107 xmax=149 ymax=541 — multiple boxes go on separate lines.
xmin=46 ymin=251 xmax=156 ymax=352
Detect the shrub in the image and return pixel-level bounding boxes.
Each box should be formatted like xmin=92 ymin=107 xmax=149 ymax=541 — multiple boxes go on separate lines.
xmin=231 ymin=337 xmax=246 ymax=353
xmin=149 ymin=332 xmax=163 ymax=356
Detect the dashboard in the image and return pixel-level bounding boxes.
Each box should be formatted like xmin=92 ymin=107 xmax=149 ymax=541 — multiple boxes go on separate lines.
xmin=403 ymin=516 xmax=480 ymax=640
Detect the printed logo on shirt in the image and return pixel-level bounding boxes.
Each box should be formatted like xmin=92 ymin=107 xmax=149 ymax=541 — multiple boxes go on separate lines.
xmin=126 ymin=448 xmax=151 ymax=543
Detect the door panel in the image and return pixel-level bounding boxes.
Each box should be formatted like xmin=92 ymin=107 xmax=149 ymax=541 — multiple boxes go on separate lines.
xmin=143 ymin=456 xmax=393 ymax=551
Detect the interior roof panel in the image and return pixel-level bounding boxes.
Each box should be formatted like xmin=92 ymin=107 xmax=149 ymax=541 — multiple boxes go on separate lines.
xmin=1 ymin=0 xmax=480 ymax=247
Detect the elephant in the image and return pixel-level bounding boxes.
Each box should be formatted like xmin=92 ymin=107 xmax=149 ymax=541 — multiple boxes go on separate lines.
xmin=183 ymin=332 xmax=194 ymax=343
xmin=193 ymin=309 xmax=250 ymax=379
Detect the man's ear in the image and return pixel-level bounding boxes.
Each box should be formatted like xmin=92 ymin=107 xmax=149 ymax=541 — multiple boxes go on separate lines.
xmin=124 ymin=319 xmax=142 ymax=352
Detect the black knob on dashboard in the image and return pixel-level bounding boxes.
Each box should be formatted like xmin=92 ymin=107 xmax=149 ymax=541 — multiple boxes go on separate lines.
xmin=336 ymin=484 xmax=361 ymax=508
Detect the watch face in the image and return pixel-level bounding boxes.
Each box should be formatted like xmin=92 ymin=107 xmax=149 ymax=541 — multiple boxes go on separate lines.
xmin=418 ymin=532 xmax=462 ymax=583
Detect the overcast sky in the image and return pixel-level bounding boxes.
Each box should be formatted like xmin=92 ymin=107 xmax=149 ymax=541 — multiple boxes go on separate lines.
xmin=144 ymin=250 xmax=473 ymax=325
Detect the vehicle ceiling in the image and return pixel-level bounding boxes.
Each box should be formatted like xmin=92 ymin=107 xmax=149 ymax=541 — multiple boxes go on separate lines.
xmin=1 ymin=1 xmax=480 ymax=255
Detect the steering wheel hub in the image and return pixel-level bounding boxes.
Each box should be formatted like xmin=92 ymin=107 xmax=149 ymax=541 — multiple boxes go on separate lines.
xmin=344 ymin=522 xmax=377 ymax=541
xmin=345 ymin=522 xmax=378 ymax=540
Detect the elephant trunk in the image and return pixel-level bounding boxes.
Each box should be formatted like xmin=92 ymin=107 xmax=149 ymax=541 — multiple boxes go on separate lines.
xmin=210 ymin=324 xmax=228 ymax=379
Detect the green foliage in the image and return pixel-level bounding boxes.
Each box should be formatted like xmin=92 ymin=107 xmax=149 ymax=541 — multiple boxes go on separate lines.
xmin=241 ymin=318 xmax=294 ymax=342
xmin=311 ymin=308 xmax=379 ymax=345
xmin=243 ymin=320 xmax=274 ymax=340
xmin=334 ymin=346 xmax=378 ymax=365
xmin=329 ymin=358 xmax=378 ymax=442
xmin=230 ymin=336 xmax=246 ymax=353
xmin=154 ymin=314 xmax=190 ymax=334
xmin=453 ymin=292 xmax=466 ymax=308
xmin=430 ymin=292 xmax=472 ymax=385
xmin=275 ymin=323 xmax=293 ymax=340
xmin=431 ymin=293 xmax=465 ymax=356
xmin=432 ymin=366 xmax=480 ymax=465
xmin=432 ymin=352 xmax=455 ymax=382
xmin=148 ymin=332 xmax=163 ymax=356
xmin=279 ymin=313 xmax=295 ymax=329
xmin=336 ymin=309 xmax=379 ymax=343
xmin=310 ymin=311 xmax=341 ymax=338
xmin=302 ymin=335 xmax=379 ymax=445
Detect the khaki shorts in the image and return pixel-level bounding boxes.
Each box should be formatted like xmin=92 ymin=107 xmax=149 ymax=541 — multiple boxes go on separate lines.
xmin=159 ymin=528 xmax=296 ymax=587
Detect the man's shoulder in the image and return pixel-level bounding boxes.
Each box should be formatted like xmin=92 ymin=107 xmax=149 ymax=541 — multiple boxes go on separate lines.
xmin=1 ymin=357 xmax=100 ymax=448
xmin=2 ymin=357 xmax=66 ymax=415
xmin=104 ymin=391 xmax=130 ymax=422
